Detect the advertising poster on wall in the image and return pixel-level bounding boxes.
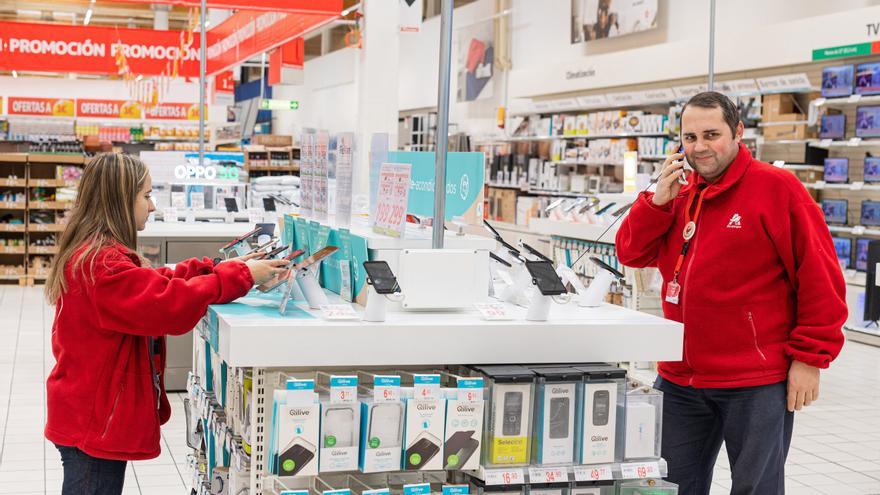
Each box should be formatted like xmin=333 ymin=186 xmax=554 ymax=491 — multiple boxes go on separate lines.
xmin=457 ymin=19 xmax=494 ymax=102
xmin=570 ymin=0 xmax=658 ymax=44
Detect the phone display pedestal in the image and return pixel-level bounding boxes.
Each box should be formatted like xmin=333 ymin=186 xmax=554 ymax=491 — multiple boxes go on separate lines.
xmin=580 ymin=270 xmax=614 ymax=307
xmin=296 ymin=266 xmax=329 ymax=309
xmin=364 ymin=285 xmax=388 ymax=322
xmin=526 ymin=292 xmax=553 ymax=321
xmin=500 ymin=266 xmax=531 ymax=306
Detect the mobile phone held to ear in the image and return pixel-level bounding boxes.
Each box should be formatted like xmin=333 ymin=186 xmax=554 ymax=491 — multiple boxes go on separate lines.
xmin=676 ymin=145 xmax=693 ymax=186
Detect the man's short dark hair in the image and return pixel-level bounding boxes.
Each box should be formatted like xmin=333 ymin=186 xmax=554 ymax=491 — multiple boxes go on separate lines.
xmin=683 ymin=91 xmax=740 ymax=137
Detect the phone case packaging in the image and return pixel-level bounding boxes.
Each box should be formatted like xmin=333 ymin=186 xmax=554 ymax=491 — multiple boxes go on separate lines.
xmin=403 ymin=397 xmax=446 ymax=470
xmin=573 ymin=365 xmax=627 ymax=464
xmin=531 ymin=367 xmax=581 ymax=465
xmin=273 ymin=381 xmax=320 ymax=477
xmin=478 ymin=366 xmax=535 ymax=467
xmin=359 ymin=376 xmax=404 ymax=473
xmin=624 ymin=383 xmax=663 ymax=460
xmin=319 ymin=399 xmax=360 ymax=472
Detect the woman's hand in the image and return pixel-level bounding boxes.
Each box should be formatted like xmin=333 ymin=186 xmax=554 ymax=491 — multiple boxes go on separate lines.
xmin=226 ymin=251 xmax=266 ymax=263
xmin=244 ymin=258 xmax=289 ymax=285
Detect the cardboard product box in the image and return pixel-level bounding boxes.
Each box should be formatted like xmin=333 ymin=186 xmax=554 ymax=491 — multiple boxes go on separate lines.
xmin=516 ymin=196 xmax=540 ymax=226
xmin=253 ymin=134 xmax=294 ymax=147
xmin=762 ymin=94 xmax=795 ymax=121
xmin=495 ymin=189 xmax=518 ymax=224
xmin=763 ymin=114 xmax=809 ymax=141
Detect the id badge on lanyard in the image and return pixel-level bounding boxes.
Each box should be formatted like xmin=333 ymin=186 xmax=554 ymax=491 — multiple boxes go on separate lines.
xmin=665 ymin=187 xmax=707 ymax=305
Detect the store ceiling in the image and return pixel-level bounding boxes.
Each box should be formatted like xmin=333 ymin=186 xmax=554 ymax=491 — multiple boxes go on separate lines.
xmin=0 ymin=1 xmax=194 ymax=29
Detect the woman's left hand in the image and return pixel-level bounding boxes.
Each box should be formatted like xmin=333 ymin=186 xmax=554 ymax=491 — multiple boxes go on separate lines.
xmin=224 ymin=251 xmax=265 ymax=263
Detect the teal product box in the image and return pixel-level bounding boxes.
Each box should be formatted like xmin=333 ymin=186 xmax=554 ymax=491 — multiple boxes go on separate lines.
xmin=293 ymin=217 xmax=310 ymax=255
xmin=402 ymin=376 xmax=446 ymax=471
xmin=573 ymin=365 xmax=626 ymax=464
xmin=358 ymin=376 xmax=404 ymax=473
xmin=442 ymin=377 xmax=484 ymax=471
xmin=531 ymin=367 xmax=581 ymax=466
xmin=269 ymin=380 xmax=320 ymax=477
xmin=319 ymin=376 xmax=361 ymax=472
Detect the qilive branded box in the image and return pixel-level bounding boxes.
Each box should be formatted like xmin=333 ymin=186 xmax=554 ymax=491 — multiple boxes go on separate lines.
xmin=403 ymin=398 xmax=446 ymax=470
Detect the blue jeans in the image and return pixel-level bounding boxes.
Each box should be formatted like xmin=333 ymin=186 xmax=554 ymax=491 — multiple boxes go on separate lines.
xmin=654 ymin=376 xmax=794 ymax=495
xmin=56 ymin=444 xmax=127 ymax=495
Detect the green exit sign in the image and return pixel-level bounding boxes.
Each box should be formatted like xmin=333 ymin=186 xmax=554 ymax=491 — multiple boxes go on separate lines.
xmin=259 ymin=99 xmax=300 ymax=110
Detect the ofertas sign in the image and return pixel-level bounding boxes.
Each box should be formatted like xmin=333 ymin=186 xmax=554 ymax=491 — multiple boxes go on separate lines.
xmin=144 ymin=103 xmax=206 ymax=121
xmin=8 ymin=97 xmax=74 ymax=117
xmin=77 ymin=99 xmax=143 ymax=119
xmin=0 ymin=20 xmax=205 ymax=77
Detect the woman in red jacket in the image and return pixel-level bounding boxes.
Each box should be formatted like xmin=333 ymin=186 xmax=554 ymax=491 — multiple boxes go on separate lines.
xmin=44 ymin=153 xmax=289 ymax=494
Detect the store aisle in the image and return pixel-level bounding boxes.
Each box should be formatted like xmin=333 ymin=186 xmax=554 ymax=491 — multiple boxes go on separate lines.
xmin=0 ymin=285 xmax=878 ymax=495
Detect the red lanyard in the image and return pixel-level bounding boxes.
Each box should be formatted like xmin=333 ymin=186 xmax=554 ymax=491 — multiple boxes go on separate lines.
xmin=672 ymin=186 xmax=708 ymax=282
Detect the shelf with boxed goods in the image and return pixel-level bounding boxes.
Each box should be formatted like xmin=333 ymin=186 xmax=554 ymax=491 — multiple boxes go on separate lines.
xmin=760 ymin=92 xmax=818 ymax=142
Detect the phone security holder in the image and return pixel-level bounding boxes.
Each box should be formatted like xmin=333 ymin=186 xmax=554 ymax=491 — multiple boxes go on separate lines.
xmin=526 ymin=286 xmax=571 ymax=321
xmin=364 ymin=284 xmax=404 ymax=322
xmin=499 ymin=262 xmax=532 ymax=307
xmin=295 ymin=263 xmax=329 ymax=309
xmin=579 ymin=257 xmax=625 ymax=307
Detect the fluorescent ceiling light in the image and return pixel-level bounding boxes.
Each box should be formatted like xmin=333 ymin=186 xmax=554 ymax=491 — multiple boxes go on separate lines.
xmin=83 ymin=8 xmax=92 ymax=25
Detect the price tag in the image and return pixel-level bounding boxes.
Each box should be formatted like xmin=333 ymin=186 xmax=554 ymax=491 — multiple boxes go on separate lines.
xmin=372 ymin=162 xmax=412 ymax=238
xmin=849 ymin=94 xmax=863 ymax=103
xmin=457 ymin=377 xmax=484 ymax=403
xmin=163 ymin=207 xmax=179 ymax=223
xmin=850 ymin=181 xmax=865 ymax=191
xmin=813 ymin=180 xmax=826 ymax=190
xmin=414 ymin=374 xmax=441 ymax=399
xmin=247 ymin=208 xmax=263 ymax=224
xmin=820 ymin=139 xmax=833 ymax=148
xmin=330 ymin=375 xmax=358 ymax=404
xmin=573 ymin=464 xmax=614 ymax=482
xmin=442 ymin=485 xmax=469 ymax=495
xmin=403 ymin=483 xmax=431 ymax=495
xmin=373 ymin=375 xmax=401 ymax=402
xmin=853 ymin=225 xmax=867 ymax=236
xmin=849 ymin=137 xmax=863 ymax=147
xmin=529 ymin=466 xmax=568 ymax=483
xmin=620 ymin=461 xmax=661 ymax=479
xmin=484 ymin=468 xmax=525 ymax=485
xmin=319 ymin=304 xmax=360 ymax=320
xmin=473 ymin=302 xmax=513 ymax=321
xmin=772 ymin=160 xmax=785 ymax=168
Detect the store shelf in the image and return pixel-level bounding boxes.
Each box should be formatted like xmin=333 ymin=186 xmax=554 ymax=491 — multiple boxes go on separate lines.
xmin=0 ymin=178 xmax=27 ymax=187
xmin=530 ymin=218 xmax=621 ymax=243
xmin=759 ymin=139 xmax=812 ymax=145
xmin=550 ymin=161 xmax=626 ymax=167
xmin=0 ymin=246 xmax=27 ymax=254
xmin=502 ymin=133 xmax=671 ymax=142
xmin=29 ymin=178 xmax=78 ymax=188
xmin=806 ymin=182 xmax=880 ymax=191
xmin=486 ymin=182 xmax=528 ymax=191
xmin=757 ymin=120 xmax=810 ymax=127
xmin=808 ymin=138 xmax=880 ymax=149
xmin=783 ymin=164 xmax=824 ymax=172
xmin=213 ymin=290 xmax=683 ymax=368
xmin=828 ymin=225 xmax=880 ymax=237
xmin=0 ymin=202 xmax=27 ymax=210
xmin=844 ymin=270 xmax=867 ymax=287
xmin=813 ymin=94 xmax=880 ymax=108
xmin=473 ymin=460 xmax=668 ymax=485
xmin=0 ymin=224 xmax=26 ymax=233
xmin=27 ymin=223 xmax=66 ymax=233
xmin=140 ymin=221 xmax=258 ymax=239
xmin=28 ymin=246 xmax=58 ymax=255
xmin=0 ymin=153 xmax=29 ymax=163
xmin=28 ymin=201 xmax=73 ymax=210
xmin=247 ymin=165 xmax=298 ymax=172
xmin=27 ymin=154 xmax=85 ymax=164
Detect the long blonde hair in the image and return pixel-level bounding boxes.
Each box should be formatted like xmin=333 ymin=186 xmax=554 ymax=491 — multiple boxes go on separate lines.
xmin=45 ymin=153 xmax=149 ymax=302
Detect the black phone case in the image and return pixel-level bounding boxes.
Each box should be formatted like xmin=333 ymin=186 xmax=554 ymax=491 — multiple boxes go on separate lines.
xmin=405 ymin=437 xmax=440 ymax=469
xmin=443 ymin=430 xmax=478 ymax=469
xmin=276 ymin=443 xmax=314 ymax=476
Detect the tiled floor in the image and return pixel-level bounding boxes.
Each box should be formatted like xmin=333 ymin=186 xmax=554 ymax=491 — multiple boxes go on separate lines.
xmin=0 ymin=285 xmax=879 ymax=494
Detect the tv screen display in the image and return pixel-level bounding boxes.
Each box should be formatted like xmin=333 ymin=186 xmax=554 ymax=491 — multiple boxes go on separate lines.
xmin=822 ymin=65 xmax=854 ymax=98
xmin=865 ymin=157 xmax=880 ymax=183
xmin=822 ymin=199 xmax=848 ymax=225
xmin=856 ymin=238 xmax=871 ymax=272
xmin=824 ymin=158 xmax=849 ymax=183
xmin=856 ymin=62 xmax=880 ymax=95
xmin=856 ymin=106 xmax=880 ymax=138
xmin=819 ymin=114 xmax=846 ymax=140
xmin=832 ymin=237 xmax=852 ymax=269
xmin=861 ymin=200 xmax=880 ymax=226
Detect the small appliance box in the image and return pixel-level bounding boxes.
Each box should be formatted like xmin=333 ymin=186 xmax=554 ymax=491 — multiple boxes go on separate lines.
xmin=443 ymin=376 xmax=485 ymax=470
xmin=402 ymin=380 xmax=446 ymax=471
xmin=574 ymin=365 xmax=627 ymax=464
xmin=624 ymin=382 xmax=663 ymax=460
xmin=531 ymin=367 xmax=581 ymax=466
xmin=479 ymin=365 xmax=535 ymax=467
xmin=319 ymin=376 xmax=361 ymax=473
xmin=359 ymin=375 xmax=404 ymax=473
xmin=273 ymin=380 xmax=320 ymax=477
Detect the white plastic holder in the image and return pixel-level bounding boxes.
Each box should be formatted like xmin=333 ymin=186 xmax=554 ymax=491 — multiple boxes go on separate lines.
xmin=295 ymin=264 xmax=329 ymax=309
xmin=500 ymin=264 xmax=532 ymax=306
xmin=580 ymin=269 xmax=615 ymax=307
xmin=526 ymin=292 xmax=553 ymax=321
xmin=363 ymin=286 xmax=405 ymax=322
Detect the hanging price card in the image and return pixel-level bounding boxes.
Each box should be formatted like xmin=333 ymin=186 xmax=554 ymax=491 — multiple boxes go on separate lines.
xmin=330 ymin=375 xmax=358 ymax=404
xmin=457 ymin=377 xmax=484 ymax=403
xmin=573 ymin=464 xmax=614 ymax=482
xmin=529 ymin=467 xmax=568 ymax=483
xmin=483 ymin=468 xmax=525 ymax=485
xmin=373 ymin=375 xmax=401 ymax=402
xmin=620 ymin=461 xmax=660 ymax=479
xmin=372 ymin=163 xmax=412 ymax=238
xmin=414 ymin=374 xmax=441 ymax=399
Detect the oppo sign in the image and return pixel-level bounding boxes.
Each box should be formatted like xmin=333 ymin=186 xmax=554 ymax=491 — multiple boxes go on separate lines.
xmin=173 ymin=164 xmax=239 ymax=181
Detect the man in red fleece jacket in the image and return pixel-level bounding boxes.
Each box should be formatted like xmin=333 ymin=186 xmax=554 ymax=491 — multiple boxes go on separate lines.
xmin=616 ymin=92 xmax=847 ymax=495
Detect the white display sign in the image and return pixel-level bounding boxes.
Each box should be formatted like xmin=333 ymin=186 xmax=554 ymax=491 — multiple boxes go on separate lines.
xmin=483 ymin=468 xmax=525 ymax=486
xmin=718 ymin=78 xmax=759 ymax=96
xmin=551 ymin=98 xmax=579 ymax=111
xmin=473 ymin=302 xmax=513 ymax=321
xmin=315 ymin=131 xmax=330 ymax=222
xmin=372 ymin=163 xmax=412 ymax=238
xmin=528 ymin=467 xmax=567 ymax=483
xmin=399 ymin=0 xmax=423 ymax=33
xmin=755 ymin=73 xmax=812 ymax=93
xmin=319 ymin=304 xmax=360 ymax=321
xmin=672 ymin=84 xmax=709 ymax=100
xmin=576 ymin=94 xmax=610 ymax=109
xmin=335 ymin=132 xmax=355 ymax=228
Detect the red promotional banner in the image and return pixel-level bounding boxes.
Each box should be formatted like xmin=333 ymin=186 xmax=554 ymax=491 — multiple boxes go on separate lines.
xmin=206 ymin=7 xmax=339 ymax=74
xmin=144 ymin=103 xmax=207 ymax=121
xmin=215 ymin=71 xmax=235 ymax=94
xmin=8 ymin=97 xmax=75 ymax=117
xmin=111 ymin=0 xmax=340 ymax=14
xmin=77 ymin=99 xmax=143 ymax=119
xmin=0 ymin=21 xmax=209 ymax=77
xmin=268 ymin=38 xmax=304 ymax=86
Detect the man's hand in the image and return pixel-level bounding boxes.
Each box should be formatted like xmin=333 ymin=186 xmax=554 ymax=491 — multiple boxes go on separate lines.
xmin=651 ymin=152 xmax=687 ymax=206
xmin=787 ymin=360 xmax=820 ymax=412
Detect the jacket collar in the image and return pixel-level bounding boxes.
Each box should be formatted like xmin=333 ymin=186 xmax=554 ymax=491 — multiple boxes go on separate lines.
xmin=679 ymin=143 xmax=753 ymax=200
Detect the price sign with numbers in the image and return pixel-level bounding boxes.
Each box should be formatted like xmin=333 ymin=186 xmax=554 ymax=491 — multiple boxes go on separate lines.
xmin=457 ymin=377 xmax=484 ymax=403
xmin=414 ymin=374 xmax=441 ymax=399
xmin=330 ymin=375 xmax=358 ymax=404
xmin=473 ymin=302 xmax=513 ymax=321
xmin=529 ymin=467 xmax=568 ymax=483
xmin=620 ymin=461 xmax=660 ymax=479
xmin=372 ymin=163 xmax=412 ymax=238
xmin=484 ymin=468 xmax=524 ymax=485
xmin=373 ymin=375 xmax=401 ymax=402
xmin=319 ymin=304 xmax=360 ymax=320
xmin=573 ymin=464 xmax=613 ymax=482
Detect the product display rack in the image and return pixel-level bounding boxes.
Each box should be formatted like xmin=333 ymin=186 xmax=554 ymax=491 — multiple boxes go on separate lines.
xmin=245 ymin=146 xmax=301 ymax=179
xmin=0 ymin=153 xmax=28 ymax=283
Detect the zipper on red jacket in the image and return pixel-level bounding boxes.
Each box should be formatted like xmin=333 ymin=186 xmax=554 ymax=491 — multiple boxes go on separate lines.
xmin=747 ymin=311 xmax=768 ymax=362
xmin=100 ymin=388 xmax=123 ymax=439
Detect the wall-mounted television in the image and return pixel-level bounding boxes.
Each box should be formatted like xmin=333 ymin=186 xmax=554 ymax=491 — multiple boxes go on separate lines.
xmin=824 ymin=158 xmax=849 ymax=183
xmin=819 ymin=114 xmax=846 ymax=140
xmin=860 ymin=200 xmax=880 ymax=227
xmin=865 ymin=157 xmax=880 ymax=183
xmin=822 ymin=198 xmax=848 ymax=225
xmin=832 ymin=236 xmax=852 ymax=269
xmin=856 ymin=238 xmax=871 ymax=272
xmin=821 ymin=65 xmax=854 ymax=98
xmin=856 ymin=62 xmax=880 ymax=95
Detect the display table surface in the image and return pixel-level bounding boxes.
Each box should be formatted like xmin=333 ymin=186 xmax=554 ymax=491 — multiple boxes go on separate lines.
xmin=141 ymin=221 xmax=258 ymax=239
xmin=211 ymin=290 xmax=683 ymax=368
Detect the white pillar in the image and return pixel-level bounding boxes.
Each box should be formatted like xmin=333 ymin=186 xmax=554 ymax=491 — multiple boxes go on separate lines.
xmin=354 ymin=0 xmax=400 ymax=200
xmin=152 ymin=4 xmax=170 ymax=30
